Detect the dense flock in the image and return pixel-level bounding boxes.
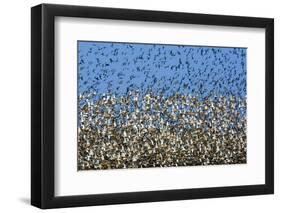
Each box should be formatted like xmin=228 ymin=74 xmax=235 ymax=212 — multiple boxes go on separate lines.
xmin=78 ymin=91 xmax=247 ymax=170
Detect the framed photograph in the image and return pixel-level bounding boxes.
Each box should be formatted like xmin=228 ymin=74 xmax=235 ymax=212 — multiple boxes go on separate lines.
xmin=31 ymin=3 xmax=274 ymax=209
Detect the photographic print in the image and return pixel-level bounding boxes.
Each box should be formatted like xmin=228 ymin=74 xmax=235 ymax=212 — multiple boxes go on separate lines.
xmin=77 ymin=41 xmax=247 ymax=171
xmin=31 ymin=4 xmax=274 ymax=208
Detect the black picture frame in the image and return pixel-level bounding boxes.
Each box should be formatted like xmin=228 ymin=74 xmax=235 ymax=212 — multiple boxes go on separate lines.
xmin=31 ymin=3 xmax=274 ymax=209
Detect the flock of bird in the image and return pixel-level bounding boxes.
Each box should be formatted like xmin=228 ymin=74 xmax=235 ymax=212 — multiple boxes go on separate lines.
xmin=78 ymin=42 xmax=247 ymax=100
xmin=77 ymin=41 xmax=247 ymax=170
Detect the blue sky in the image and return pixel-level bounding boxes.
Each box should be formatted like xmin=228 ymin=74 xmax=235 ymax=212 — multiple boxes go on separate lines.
xmin=78 ymin=41 xmax=246 ymax=100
